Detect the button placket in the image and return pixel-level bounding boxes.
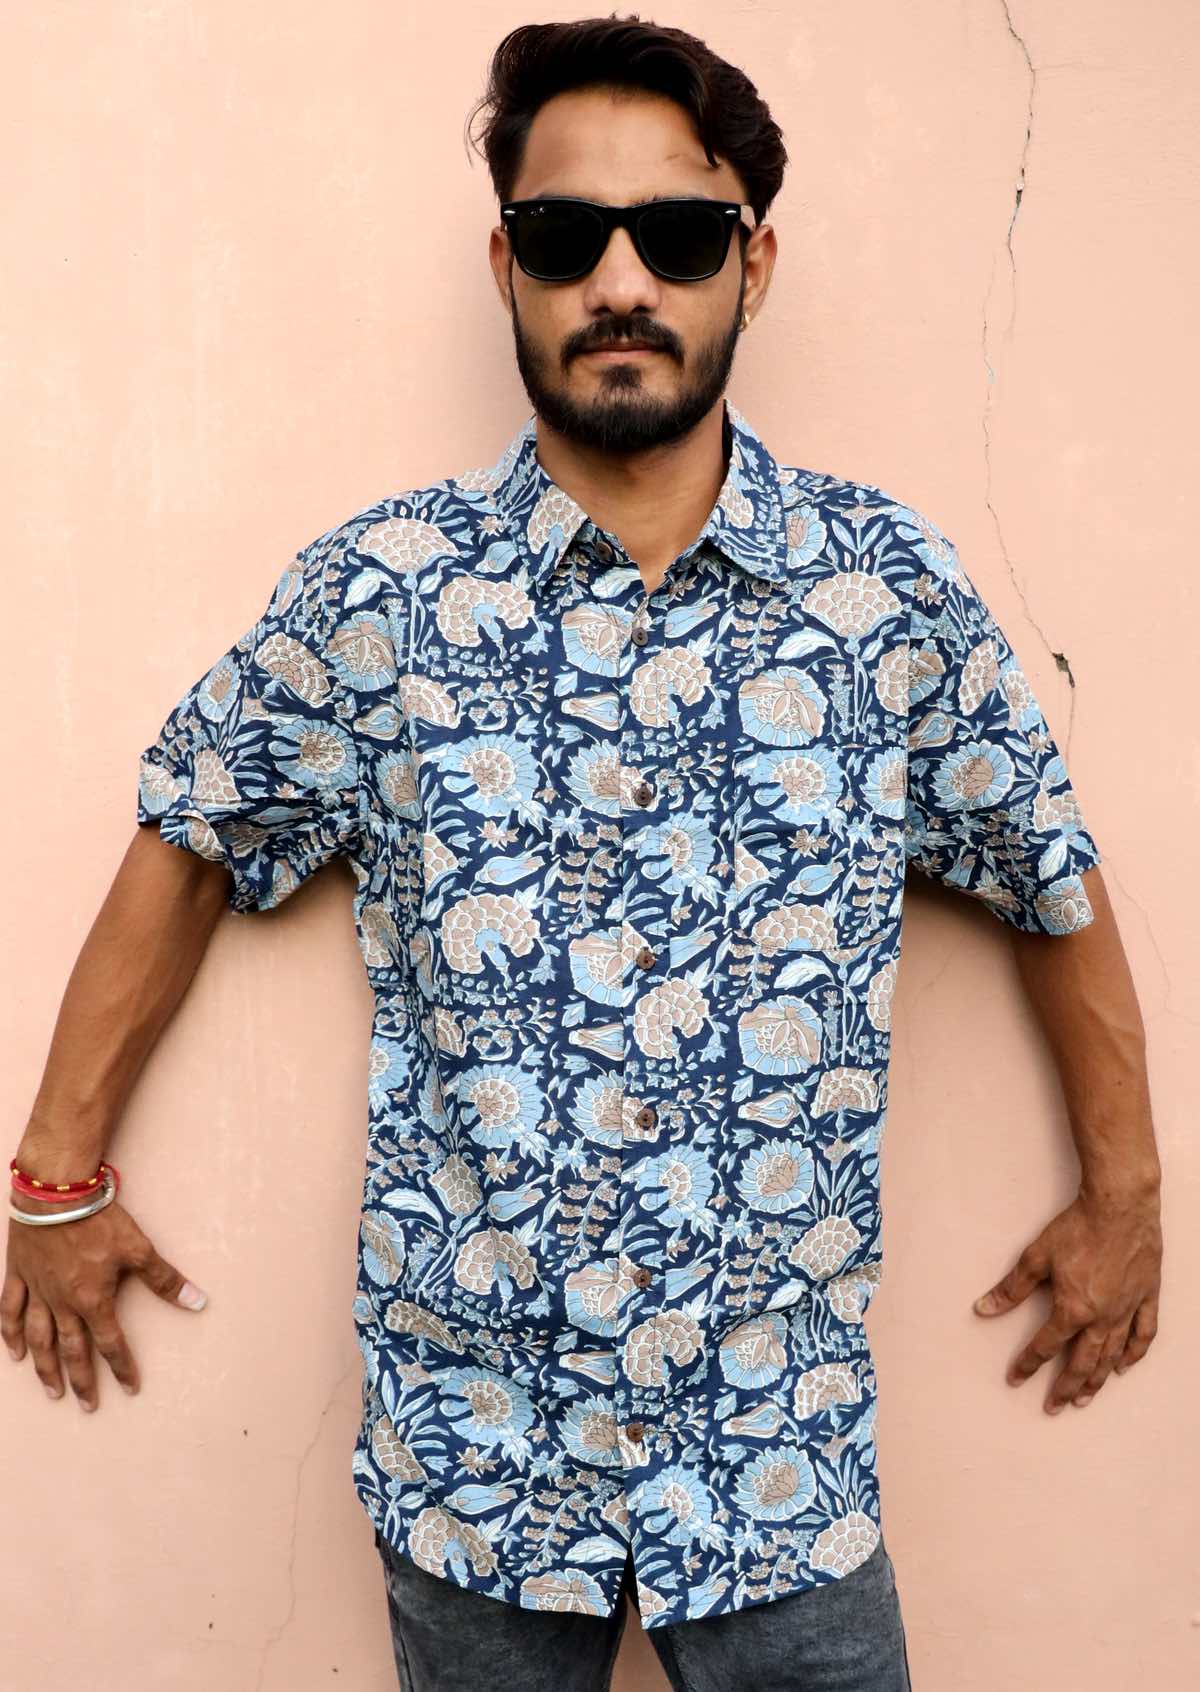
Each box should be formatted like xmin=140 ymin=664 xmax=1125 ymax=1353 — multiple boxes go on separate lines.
xmin=615 ymin=552 xmax=698 ymax=1444
xmin=620 ymin=573 xmax=670 ymax=1441
xmin=629 ymin=576 xmax=680 ymax=1424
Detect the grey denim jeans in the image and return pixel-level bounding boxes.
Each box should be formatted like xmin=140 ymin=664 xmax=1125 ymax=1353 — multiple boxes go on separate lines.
xmin=374 ymin=1526 xmax=913 ymax=1691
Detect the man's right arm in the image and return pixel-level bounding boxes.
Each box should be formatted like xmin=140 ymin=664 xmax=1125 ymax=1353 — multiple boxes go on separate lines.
xmin=4 ymin=825 xmax=232 ymax=1410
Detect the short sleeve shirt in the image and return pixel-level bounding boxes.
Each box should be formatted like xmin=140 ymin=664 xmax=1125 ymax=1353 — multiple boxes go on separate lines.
xmin=136 ymin=403 xmax=1102 ymax=1629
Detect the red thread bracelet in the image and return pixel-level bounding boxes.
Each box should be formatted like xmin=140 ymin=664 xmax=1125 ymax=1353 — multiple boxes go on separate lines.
xmin=10 ymin=1154 xmax=107 ymax=1193
xmin=10 ymin=1164 xmax=120 ymax=1204
xmin=10 ymin=1157 xmax=116 ymax=1200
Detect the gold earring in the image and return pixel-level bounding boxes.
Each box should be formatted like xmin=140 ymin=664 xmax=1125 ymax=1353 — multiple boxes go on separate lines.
xmin=740 ymin=311 xmax=750 ymax=331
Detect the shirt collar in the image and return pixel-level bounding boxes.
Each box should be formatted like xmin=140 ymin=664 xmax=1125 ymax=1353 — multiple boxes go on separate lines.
xmin=485 ymin=400 xmax=792 ymax=595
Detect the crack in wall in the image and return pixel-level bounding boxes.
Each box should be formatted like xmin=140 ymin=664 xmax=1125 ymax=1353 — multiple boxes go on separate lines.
xmin=253 ymin=1356 xmax=361 ymax=1691
xmin=984 ymin=3 xmax=1080 ymax=755
xmin=1090 ymin=856 xmax=1180 ymax=1022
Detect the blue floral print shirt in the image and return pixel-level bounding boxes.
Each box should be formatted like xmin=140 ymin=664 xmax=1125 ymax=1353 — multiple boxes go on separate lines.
xmin=135 ymin=402 xmax=1102 ymax=1630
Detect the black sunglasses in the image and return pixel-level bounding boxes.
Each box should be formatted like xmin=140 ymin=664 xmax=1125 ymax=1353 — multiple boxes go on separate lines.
xmin=500 ymin=196 xmax=756 ymax=283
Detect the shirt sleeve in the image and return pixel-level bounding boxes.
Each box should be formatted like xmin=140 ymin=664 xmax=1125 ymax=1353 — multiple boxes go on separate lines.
xmin=903 ymin=515 xmax=1103 ymax=935
xmin=135 ymin=531 xmax=363 ymax=914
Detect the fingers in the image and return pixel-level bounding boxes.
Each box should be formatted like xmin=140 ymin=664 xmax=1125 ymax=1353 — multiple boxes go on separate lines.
xmin=1115 ymin=1297 xmax=1158 ymax=1373
xmin=1 ymin=1271 xmax=29 ymax=1361
xmin=51 ymin=1307 xmax=99 ymax=1412
xmin=124 ymin=1230 xmax=207 ymax=1312
xmin=86 ymin=1300 xmax=140 ymax=1396
xmin=1010 ymin=1300 xmax=1158 ymax=1414
xmin=1005 ymin=1303 xmax=1082 ymax=1390
xmin=22 ymin=1293 xmax=65 ymax=1400
xmin=1040 ymin=1324 xmax=1109 ymax=1415
xmin=1068 ymin=1321 xmax=1132 ymax=1408
xmin=975 ymin=1242 xmax=1050 ymax=1315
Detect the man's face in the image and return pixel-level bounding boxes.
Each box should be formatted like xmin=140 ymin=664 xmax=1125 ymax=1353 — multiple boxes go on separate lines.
xmin=488 ymin=85 xmax=776 ymax=455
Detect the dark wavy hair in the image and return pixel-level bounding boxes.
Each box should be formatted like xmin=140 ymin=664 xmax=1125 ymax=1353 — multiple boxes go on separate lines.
xmin=464 ymin=13 xmax=788 ymax=254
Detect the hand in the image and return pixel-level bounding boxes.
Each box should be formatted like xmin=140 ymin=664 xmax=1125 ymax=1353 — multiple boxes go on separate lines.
xmin=3 ymin=1197 xmax=208 ymax=1411
xmin=972 ymin=1185 xmax=1162 ymax=1414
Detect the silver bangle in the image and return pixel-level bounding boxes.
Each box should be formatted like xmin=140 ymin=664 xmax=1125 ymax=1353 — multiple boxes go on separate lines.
xmin=9 ymin=1166 xmax=118 ymax=1226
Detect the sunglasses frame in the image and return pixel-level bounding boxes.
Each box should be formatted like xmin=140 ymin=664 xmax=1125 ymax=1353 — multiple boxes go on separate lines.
xmin=499 ymin=196 xmax=757 ymax=283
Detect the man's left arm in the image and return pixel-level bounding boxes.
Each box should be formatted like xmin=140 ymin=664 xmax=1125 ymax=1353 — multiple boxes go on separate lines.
xmin=972 ymin=863 xmax=1163 ymax=1413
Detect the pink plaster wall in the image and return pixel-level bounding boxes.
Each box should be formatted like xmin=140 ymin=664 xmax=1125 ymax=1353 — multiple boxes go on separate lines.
xmin=3 ymin=4 xmax=1194 ymax=1688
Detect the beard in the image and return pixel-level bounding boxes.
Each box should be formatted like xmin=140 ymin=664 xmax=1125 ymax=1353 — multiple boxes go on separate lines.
xmin=508 ymin=266 xmax=746 ymax=457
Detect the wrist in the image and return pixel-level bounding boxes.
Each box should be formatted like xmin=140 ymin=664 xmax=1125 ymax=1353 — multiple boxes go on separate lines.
xmin=1079 ymin=1160 xmax=1162 ymax=1207
xmin=14 ymin=1124 xmax=108 ymax=1188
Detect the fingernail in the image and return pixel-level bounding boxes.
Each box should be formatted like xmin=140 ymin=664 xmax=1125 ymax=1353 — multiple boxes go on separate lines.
xmin=122 ymin=1382 xmax=137 ymax=1395
xmin=178 ymin=1281 xmax=208 ymax=1311
xmin=7 ymin=1346 xmax=19 ymax=1362
xmin=79 ymin=1399 xmax=96 ymax=1413
xmin=1047 ymin=1402 xmax=1065 ymax=1415
xmin=44 ymin=1382 xmax=62 ymax=1399
xmin=1075 ymin=1394 xmax=1093 ymax=1407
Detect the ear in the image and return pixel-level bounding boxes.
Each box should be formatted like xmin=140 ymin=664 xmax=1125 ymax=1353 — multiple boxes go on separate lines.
xmin=488 ymin=226 xmax=514 ymax=313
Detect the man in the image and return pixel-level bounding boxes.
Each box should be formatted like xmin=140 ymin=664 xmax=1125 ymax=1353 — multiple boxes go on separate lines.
xmin=5 ymin=17 xmax=1161 ymax=1692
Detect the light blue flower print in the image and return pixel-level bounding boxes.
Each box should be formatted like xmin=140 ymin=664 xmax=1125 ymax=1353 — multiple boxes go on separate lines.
xmin=783 ymin=502 xmax=830 ymax=569
xmin=327 ymin=606 xmax=398 ymax=693
xmin=891 ymin=504 xmax=960 ymax=581
xmin=439 ymin=1364 xmax=536 ymax=1451
xmin=862 ymin=750 xmax=907 ymax=821
xmin=638 ymin=813 xmax=717 ymax=896
xmin=568 ymin=927 xmax=629 ymax=1007
xmin=735 ymin=1140 xmax=816 ymax=1214
xmin=269 ymin=715 xmax=356 ymax=790
xmin=738 ymin=665 xmax=828 ymax=746
xmin=455 ymin=1062 xmax=542 ymax=1150
xmin=633 ymin=1463 xmax=722 ymax=1549
xmin=747 ymin=744 xmax=845 ymax=826
xmin=561 ymin=602 xmax=630 ymax=678
xmin=376 ymin=749 xmax=422 ymax=819
xmin=564 ymin=744 xmax=623 ymax=816
xmin=367 ymin=1035 xmax=414 ymax=1110
xmin=196 ymin=653 xmax=242 ymax=724
xmin=560 ymin=1395 xmax=622 ymax=1468
xmin=932 ymin=740 xmax=1016 ymax=812
xmin=568 ymin=1076 xmax=624 ymax=1151
xmin=633 ymin=1146 xmax=717 ymax=1227
xmin=563 ymin=1259 xmax=632 ymax=1337
xmin=733 ymin=1446 xmax=817 ymax=1521
xmin=718 ymin=1311 xmax=790 ymax=1388
xmin=738 ymin=997 xmax=824 ymax=1077
xmin=360 ymin=1208 xmax=408 ymax=1288
xmin=441 ymin=733 xmax=540 ymax=816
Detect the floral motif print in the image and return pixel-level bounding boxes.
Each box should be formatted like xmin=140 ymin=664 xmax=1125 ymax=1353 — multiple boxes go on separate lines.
xmin=135 ymin=402 xmax=1101 ymax=1629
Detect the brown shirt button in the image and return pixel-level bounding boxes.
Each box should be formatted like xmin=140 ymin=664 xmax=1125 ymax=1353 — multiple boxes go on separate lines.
xmin=632 ymin=781 xmax=654 ymax=807
xmin=635 ymin=946 xmax=656 ymax=970
xmin=624 ymin=1420 xmax=645 ymax=1441
xmin=634 ymin=1104 xmax=657 ymax=1130
xmin=632 ymin=1266 xmax=652 ymax=1287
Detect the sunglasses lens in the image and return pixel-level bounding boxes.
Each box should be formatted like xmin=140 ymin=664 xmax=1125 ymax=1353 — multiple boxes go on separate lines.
xmin=513 ymin=202 xmax=604 ymax=279
xmin=639 ymin=203 xmax=729 ymax=279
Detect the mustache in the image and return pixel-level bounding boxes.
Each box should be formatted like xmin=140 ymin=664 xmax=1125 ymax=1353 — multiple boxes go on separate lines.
xmin=571 ymin=326 xmax=677 ymax=358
